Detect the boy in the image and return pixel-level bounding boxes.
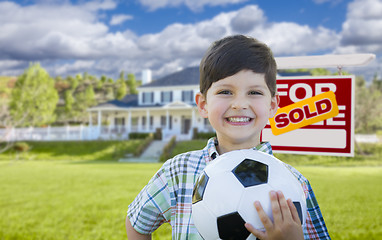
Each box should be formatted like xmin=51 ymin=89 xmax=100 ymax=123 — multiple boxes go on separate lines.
xmin=126 ymin=35 xmax=330 ymax=239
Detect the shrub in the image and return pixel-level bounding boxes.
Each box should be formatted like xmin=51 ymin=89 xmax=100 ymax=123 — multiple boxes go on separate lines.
xmin=13 ymin=142 xmax=30 ymax=152
xmin=160 ymin=136 xmax=176 ymax=162
xmin=154 ymin=128 xmax=162 ymax=140
xmin=134 ymin=134 xmax=154 ymax=156
xmin=192 ymin=128 xmax=216 ymax=140
xmin=129 ymin=132 xmax=151 ymax=139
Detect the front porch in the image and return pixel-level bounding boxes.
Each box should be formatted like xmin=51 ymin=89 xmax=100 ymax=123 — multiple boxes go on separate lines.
xmin=87 ymin=103 xmax=214 ymax=141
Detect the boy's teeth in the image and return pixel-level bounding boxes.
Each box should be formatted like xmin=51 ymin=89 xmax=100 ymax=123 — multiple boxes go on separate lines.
xmin=228 ymin=117 xmax=250 ymax=122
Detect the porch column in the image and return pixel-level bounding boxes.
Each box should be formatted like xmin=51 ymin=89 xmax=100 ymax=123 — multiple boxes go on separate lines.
xmin=97 ymin=110 xmax=101 ymax=138
xmin=97 ymin=110 xmax=101 ymax=128
xmin=146 ymin=109 xmax=150 ymax=131
xmin=127 ymin=110 xmax=131 ymax=133
xmin=89 ymin=112 xmax=93 ymax=127
xmin=166 ymin=110 xmax=170 ymax=130
xmin=191 ymin=109 xmax=195 ymax=129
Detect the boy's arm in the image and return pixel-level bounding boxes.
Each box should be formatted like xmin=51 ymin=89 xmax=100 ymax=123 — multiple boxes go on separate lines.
xmin=126 ymin=216 xmax=151 ymax=240
xmin=245 ymin=190 xmax=304 ymax=240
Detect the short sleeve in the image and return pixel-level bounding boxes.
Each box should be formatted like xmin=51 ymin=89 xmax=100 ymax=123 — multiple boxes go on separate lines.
xmin=283 ymin=163 xmax=330 ymax=239
xmin=127 ymin=167 xmax=173 ymax=234
xmin=303 ymin=180 xmax=331 ymax=239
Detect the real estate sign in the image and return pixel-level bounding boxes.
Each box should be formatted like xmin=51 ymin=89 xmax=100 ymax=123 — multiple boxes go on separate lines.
xmin=261 ymin=76 xmax=355 ymax=156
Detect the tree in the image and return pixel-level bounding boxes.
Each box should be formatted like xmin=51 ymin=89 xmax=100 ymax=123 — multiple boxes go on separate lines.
xmin=119 ymin=71 xmax=125 ymax=82
xmin=64 ymin=90 xmax=75 ymax=113
xmin=9 ymin=63 xmax=59 ymax=127
xmin=70 ymin=84 xmax=97 ymax=123
xmin=372 ymin=73 xmax=382 ymax=91
xmin=354 ymin=76 xmax=382 ymax=133
xmin=115 ymin=78 xmax=127 ymax=100
xmin=127 ymin=73 xmax=138 ymax=94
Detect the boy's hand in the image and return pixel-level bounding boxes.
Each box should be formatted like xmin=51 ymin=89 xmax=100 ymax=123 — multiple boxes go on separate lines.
xmin=244 ymin=190 xmax=304 ymax=240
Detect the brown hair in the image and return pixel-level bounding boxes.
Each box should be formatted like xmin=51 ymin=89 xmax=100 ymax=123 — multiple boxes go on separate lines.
xmin=199 ymin=35 xmax=277 ymax=96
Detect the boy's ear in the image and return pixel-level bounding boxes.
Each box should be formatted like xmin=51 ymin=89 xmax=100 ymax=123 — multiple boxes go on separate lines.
xmin=195 ymin=92 xmax=208 ymax=118
xmin=269 ymin=93 xmax=280 ymax=118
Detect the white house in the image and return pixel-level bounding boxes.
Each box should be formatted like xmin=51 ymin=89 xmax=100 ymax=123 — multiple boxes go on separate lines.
xmin=87 ymin=67 xmax=214 ymax=140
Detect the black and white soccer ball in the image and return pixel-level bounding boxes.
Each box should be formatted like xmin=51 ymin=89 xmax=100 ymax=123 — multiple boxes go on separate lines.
xmin=192 ymin=149 xmax=307 ymax=240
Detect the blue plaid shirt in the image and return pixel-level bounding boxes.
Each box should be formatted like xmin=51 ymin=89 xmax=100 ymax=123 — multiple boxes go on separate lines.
xmin=127 ymin=138 xmax=330 ymax=239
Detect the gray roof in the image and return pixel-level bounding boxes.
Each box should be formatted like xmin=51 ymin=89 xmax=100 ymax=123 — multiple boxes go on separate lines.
xmin=92 ymin=94 xmax=138 ymax=109
xmin=141 ymin=66 xmax=199 ymax=88
xmin=140 ymin=67 xmax=314 ymax=88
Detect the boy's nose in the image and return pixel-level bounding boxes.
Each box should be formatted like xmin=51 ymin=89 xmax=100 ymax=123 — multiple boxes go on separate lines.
xmin=231 ymin=96 xmax=248 ymax=109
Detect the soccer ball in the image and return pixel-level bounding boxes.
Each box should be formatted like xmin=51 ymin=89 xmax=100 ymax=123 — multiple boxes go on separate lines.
xmin=192 ymin=149 xmax=307 ymax=240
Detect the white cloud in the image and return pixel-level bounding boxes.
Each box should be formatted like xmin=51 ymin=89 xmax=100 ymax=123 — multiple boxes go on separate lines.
xmin=54 ymin=60 xmax=96 ymax=76
xmin=255 ymin=23 xmax=339 ymax=56
xmin=338 ymin=0 xmax=382 ymax=53
xmin=0 ymin=0 xmax=379 ymax=80
xmin=138 ymin=0 xmax=248 ymax=12
xmin=312 ymin=0 xmax=343 ymax=5
xmin=0 ymin=1 xmax=112 ymax=60
xmin=110 ymin=14 xmax=133 ymax=25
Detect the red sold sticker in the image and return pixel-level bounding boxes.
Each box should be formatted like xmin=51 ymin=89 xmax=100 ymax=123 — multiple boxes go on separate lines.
xmin=270 ymin=91 xmax=339 ymax=135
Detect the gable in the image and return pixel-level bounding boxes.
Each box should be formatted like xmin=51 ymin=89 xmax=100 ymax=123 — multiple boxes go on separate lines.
xmin=140 ymin=66 xmax=199 ymax=88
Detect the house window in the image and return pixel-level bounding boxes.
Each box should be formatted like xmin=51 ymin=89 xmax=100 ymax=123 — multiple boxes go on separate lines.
xmin=142 ymin=92 xmax=154 ymax=104
xmin=131 ymin=117 xmax=139 ymax=131
xmin=182 ymin=90 xmax=193 ymax=103
xmin=161 ymin=116 xmax=166 ymax=128
xmin=142 ymin=116 xmax=146 ymax=129
xmin=161 ymin=91 xmax=173 ymax=103
xmin=114 ymin=117 xmax=125 ymax=126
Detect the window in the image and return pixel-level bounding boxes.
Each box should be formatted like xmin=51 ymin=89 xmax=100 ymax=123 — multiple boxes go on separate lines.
xmin=131 ymin=117 xmax=139 ymax=131
xmin=161 ymin=116 xmax=167 ymax=128
xmin=161 ymin=91 xmax=173 ymax=103
xmin=182 ymin=90 xmax=193 ymax=103
xmin=142 ymin=116 xmax=146 ymax=129
xmin=114 ymin=117 xmax=125 ymax=126
xmin=142 ymin=92 xmax=154 ymax=104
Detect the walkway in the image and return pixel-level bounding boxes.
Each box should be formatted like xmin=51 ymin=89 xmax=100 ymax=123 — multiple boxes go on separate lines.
xmin=119 ymin=140 xmax=168 ymax=163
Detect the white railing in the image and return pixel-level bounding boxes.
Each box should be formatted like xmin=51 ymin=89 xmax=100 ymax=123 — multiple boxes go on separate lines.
xmin=0 ymin=125 xmax=215 ymax=142
xmin=1 ymin=126 xmax=94 ymax=141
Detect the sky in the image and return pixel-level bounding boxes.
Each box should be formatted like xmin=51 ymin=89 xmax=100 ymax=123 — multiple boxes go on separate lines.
xmin=0 ymin=0 xmax=381 ymax=81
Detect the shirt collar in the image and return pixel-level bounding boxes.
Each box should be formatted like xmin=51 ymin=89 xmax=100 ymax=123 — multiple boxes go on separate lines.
xmin=205 ymin=137 xmax=273 ymax=163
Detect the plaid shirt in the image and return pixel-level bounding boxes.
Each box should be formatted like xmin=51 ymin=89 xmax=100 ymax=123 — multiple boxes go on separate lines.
xmin=127 ymin=138 xmax=330 ymax=239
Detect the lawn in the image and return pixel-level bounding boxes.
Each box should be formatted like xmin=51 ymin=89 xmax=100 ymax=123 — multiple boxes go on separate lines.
xmin=0 ymin=140 xmax=143 ymax=162
xmin=1 ymin=141 xmax=382 ymax=239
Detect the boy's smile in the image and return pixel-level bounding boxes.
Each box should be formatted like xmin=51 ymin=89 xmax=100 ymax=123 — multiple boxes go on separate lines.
xmin=196 ymin=69 xmax=279 ymax=154
xmin=225 ymin=116 xmax=253 ymax=125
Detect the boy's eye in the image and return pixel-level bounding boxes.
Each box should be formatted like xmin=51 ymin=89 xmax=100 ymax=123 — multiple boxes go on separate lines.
xmin=217 ymin=90 xmax=232 ymax=95
xmin=249 ymin=90 xmax=263 ymax=95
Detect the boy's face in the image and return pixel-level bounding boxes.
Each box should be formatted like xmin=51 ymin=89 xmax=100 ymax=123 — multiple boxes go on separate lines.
xmin=196 ymin=70 xmax=279 ymax=153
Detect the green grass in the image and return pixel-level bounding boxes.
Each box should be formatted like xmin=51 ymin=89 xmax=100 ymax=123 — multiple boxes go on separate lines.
xmin=298 ymin=166 xmax=382 ymax=239
xmin=172 ymin=140 xmax=382 ymax=166
xmin=1 ymin=161 xmax=381 ymax=240
xmin=1 ymin=140 xmax=382 ymax=239
xmin=0 ymin=161 xmax=162 ymax=240
xmin=0 ymin=140 xmax=143 ymax=162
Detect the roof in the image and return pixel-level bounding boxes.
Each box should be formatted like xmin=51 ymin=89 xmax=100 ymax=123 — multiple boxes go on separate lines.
xmin=140 ymin=66 xmax=199 ymax=88
xmin=89 ymin=94 xmax=138 ymax=110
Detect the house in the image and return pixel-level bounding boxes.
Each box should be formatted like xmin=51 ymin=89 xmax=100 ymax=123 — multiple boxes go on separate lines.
xmin=87 ymin=67 xmax=214 ymax=140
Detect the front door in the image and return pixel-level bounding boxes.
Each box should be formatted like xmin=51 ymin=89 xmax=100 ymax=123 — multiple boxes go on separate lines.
xmin=182 ymin=118 xmax=191 ymax=134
